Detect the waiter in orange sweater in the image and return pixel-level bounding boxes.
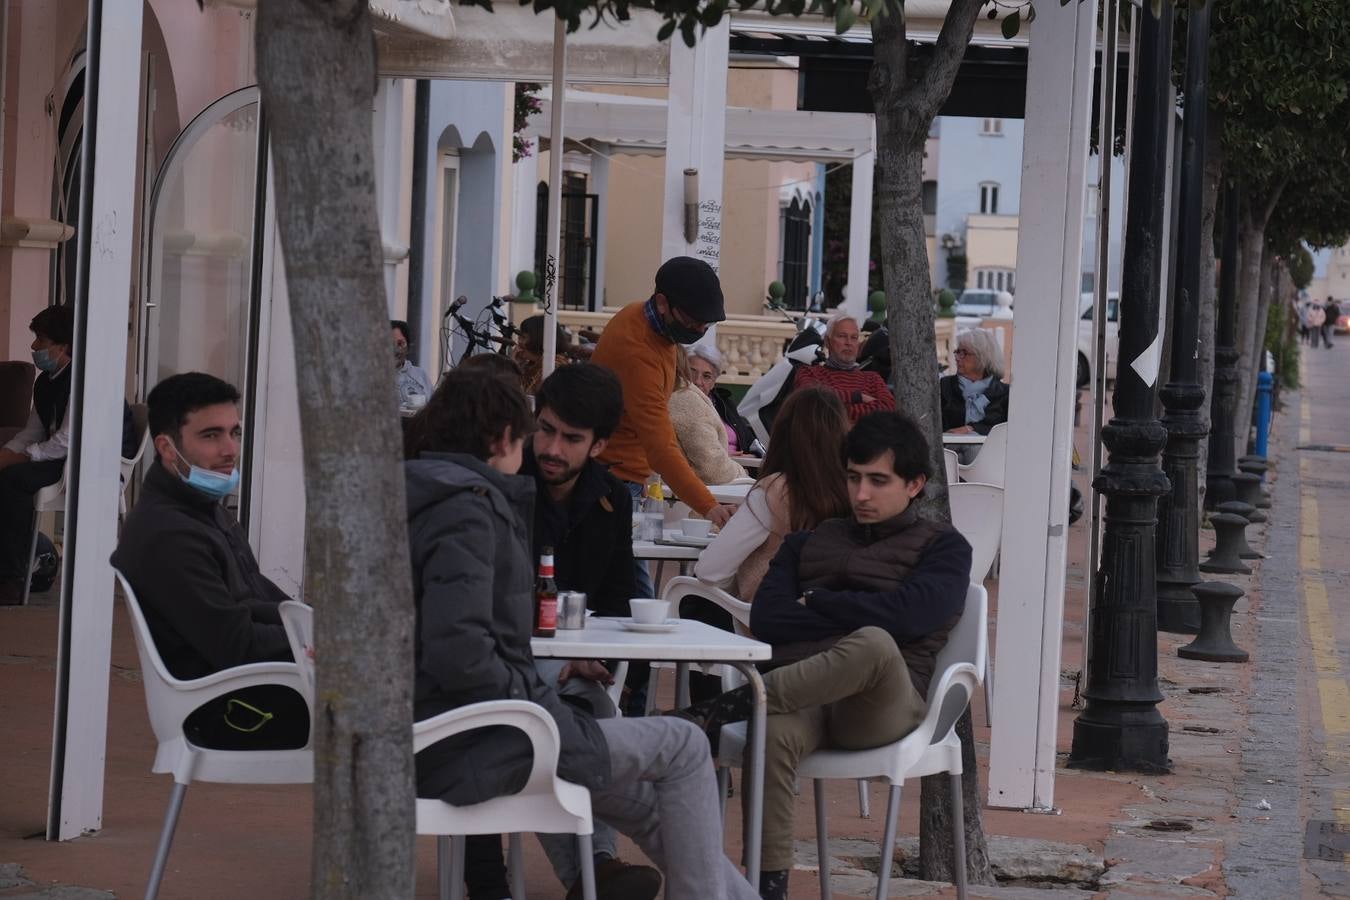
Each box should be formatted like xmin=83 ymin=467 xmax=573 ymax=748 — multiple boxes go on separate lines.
xmin=592 ymin=257 xmax=737 ymax=574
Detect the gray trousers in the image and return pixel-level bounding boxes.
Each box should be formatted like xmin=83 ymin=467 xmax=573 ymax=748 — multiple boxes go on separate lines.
xmin=590 ymin=716 xmax=760 ymax=900
xmin=534 ymin=659 xmax=618 ymax=886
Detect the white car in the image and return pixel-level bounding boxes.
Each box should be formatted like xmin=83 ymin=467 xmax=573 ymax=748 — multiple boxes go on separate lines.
xmin=1078 ymin=292 xmax=1119 ymax=387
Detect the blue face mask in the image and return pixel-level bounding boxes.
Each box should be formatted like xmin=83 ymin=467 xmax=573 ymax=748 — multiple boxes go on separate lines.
xmin=168 ymin=440 xmax=240 ymax=499
xmin=32 ymin=348 xmax=61 ymax=374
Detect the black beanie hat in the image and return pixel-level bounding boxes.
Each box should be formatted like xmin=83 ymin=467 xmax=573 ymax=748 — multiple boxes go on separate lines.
xmin=655 ymin=256 xmax=726 ymax=324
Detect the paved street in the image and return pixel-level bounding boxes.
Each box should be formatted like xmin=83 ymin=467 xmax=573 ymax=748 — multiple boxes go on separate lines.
xmin=1247 ymin=342 xmax=1350 ymax=898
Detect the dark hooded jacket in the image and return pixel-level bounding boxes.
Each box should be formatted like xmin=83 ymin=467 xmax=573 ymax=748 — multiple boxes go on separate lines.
xmin=406 ymin=452 xmax=611 ymax=806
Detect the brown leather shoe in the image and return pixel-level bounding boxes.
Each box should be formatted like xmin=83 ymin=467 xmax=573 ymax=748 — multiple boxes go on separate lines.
xmin=566 ymin=857 xmax=661 ymax=900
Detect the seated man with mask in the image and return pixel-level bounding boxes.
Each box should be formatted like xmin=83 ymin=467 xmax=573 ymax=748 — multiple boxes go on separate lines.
xmin=112 ymin=372 xmax=308 ymax=750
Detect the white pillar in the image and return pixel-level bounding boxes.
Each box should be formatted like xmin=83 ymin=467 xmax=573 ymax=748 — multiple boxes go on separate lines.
xmin=987 ymin=0 xmax=1098 ymax=811
xmin=661 ymin=23 xmax=729 ymax=271
xmin=48 ymin=0 xmax=143 ymax=840
xmin=591 ymin=145 xmax=610 ymax=310
xmin=373 ymin=78 xmax=410 ymax=314
xmin=511 ymin=140 xmax=540 ymax=282
xmin=843 ymin=130 xmax=875 ymax=319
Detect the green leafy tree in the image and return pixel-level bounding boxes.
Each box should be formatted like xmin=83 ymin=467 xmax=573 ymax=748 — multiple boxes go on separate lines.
xmin=1205 ymin=0 xmax=1350 ymax=445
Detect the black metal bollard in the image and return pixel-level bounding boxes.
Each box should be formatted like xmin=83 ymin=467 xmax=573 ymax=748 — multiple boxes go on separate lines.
xmin=1215 ymin=501 xmax=1263 ymax=558
xmin=1178 ymin=581 xmax=1249 ymax=662
xmin=1236 ymin=461 xmax=1272 ymax=508
xmin=1232 ymin=473 xmax=1268 ymax=521
xmin=1200 ymin=513 xmax=1254 ymax=574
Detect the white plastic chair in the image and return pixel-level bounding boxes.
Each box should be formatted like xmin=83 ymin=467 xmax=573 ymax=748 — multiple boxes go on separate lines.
xmin=119 ymin=402 xmax=151 ymax=518
xmin=23 ymin=405 xmax=150 ymax=604
xmin=948 ymin=483 xmax=1003 ymax=725
xmin=646 ymin=576 xmax=753 ymax=716
xmin=943 ymin=448 xmax=959 ymax=485
xmin=717 ymin=583 xmax=987 ymax=900
xmin=279 ymin=601 xmax=597 ymax=900
xmin=115 ymin=571 xmax=313 ymax=900
xmin=956 ymin=421 xmax=1008 ymax=487
xmin=658 ymin=577 xmax=880 ymax=819
xmin=21 ymin=465 xmax=66 ymax=605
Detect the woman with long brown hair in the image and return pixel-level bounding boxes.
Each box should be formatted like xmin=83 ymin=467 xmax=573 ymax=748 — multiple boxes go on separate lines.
xmin=694 ymin=386 xmax=851 ymax=602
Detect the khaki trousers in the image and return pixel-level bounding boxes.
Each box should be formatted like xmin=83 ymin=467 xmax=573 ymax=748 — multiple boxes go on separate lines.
xmin=745 ymin=626 xmax=927 ymax=871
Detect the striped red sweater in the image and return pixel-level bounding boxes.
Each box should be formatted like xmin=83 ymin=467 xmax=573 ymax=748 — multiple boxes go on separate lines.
xmin=792 ymin=364 xmax=896 ymax=424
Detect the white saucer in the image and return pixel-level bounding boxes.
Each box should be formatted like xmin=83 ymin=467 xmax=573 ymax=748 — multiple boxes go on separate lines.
xmin=621 ymin=618 xmax=680 ymax=633
xmin=660 ymin=530 xmax=715 ymax=547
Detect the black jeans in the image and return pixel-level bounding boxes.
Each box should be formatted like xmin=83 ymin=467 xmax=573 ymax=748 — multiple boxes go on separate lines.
xmin=0 ymin=458 xmax=64 ymax=582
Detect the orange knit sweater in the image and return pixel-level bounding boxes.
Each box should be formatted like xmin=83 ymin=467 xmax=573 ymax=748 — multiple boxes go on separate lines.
xmin=591 ymin=302 xmax=717 ymax=515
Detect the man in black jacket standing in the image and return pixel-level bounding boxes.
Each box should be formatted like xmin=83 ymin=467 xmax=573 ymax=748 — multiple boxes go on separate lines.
xmin=111 ymin=372 xmax=307 ymax=750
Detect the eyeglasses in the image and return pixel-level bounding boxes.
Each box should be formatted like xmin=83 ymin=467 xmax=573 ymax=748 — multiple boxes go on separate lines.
xmin=953 ymin=348 xmax=971 ymax=358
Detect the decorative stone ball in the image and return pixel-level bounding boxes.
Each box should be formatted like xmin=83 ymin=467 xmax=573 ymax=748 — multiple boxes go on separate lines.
xmin=767 ymin=281 xmax=786 ymax=305
xmin=936 ymin=289 xmax=957 ymax=319
xmin=515 ymin=270 xmax=537 ymax=302
xmin=868 ymin=290 xmax=887 ymax=322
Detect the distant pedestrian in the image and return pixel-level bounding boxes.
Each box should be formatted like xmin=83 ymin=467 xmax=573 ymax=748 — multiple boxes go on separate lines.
xmin=1325 ymin=299 xmax=1341 ymax=348
xmin=1308 ymin=303 xmax=1327 ymax=348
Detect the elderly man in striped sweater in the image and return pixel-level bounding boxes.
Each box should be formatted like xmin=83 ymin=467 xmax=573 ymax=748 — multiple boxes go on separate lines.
xmin=792 ymin=313 xmax=895 ymax=424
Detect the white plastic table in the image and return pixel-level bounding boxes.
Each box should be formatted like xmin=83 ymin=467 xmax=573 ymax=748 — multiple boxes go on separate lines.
xmin=532 ymin=617 xmax=772 ymax=885
xmin=941 ymin=433 xmax=987 ymax=446
xmin=731 ymin=454 xmax=763 ymax=469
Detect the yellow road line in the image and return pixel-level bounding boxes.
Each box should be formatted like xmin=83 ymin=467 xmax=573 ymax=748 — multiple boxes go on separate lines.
xmin=1298 ymin=375 xmax=1350 ymax=826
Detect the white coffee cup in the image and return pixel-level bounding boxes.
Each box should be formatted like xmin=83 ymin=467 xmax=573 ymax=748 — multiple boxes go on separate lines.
xmin=629 ymin=598 xmax=670 ymax=625
xmin=680 ymin=518 xmax=712 ymax=539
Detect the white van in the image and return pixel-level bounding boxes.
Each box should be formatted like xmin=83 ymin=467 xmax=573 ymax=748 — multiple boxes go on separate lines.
xmin=1078 ymin=292 xmax=1120 ymax=387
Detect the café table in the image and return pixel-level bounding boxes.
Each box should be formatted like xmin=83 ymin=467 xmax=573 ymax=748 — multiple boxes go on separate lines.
xmin=731 ymin=454 xmax=763 ymax=469
xmin=941 ymin=432 xmax=987 ymax=446
xmin=532 ymin=617 xmax=773 ymax=885
xmin=661 ymin=479 xmax=755 ymax=507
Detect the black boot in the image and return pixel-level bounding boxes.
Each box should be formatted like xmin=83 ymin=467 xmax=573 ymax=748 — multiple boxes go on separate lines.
xmin=758 ymin=869 xmax=790 ymax=900
xmin=668 ymin=684 xmax=755 ymax=755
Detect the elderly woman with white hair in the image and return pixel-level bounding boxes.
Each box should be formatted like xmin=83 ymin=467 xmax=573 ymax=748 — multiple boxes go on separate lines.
xmin=685 ymin=343 xmax=758 ymax=455
xmin=940 ymin=328 xmax=1010 ymax=435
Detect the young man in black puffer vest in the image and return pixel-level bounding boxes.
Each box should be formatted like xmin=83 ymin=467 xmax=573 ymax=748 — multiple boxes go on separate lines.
xmin=678 ymin=411 xmax=972 ymax=900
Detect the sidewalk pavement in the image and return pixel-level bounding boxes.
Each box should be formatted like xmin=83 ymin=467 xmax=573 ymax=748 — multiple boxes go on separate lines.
xmin=1 ymin=369 xmax=1342 ymax=898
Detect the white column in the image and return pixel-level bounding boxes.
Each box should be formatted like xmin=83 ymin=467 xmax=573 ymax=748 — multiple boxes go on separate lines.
xmin=48 ymin=0 xmax=143 ymax=840
xmin=661 ymin=23 xmax=729 ymax=271
xmin=511 ymin=141 xmax=540 ymax=282
xmin=591 ymin=145 xmax=610 ymax=309
xmin=987 ymin=0 xmax=1098 ymax=811
xmin=373 ymin=78 xmax=410 ymax=314
xmin=843 ymin=129 xmax=875 ymax=319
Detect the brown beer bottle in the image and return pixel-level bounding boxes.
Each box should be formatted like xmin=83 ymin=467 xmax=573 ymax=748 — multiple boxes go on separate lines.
xmin=534 ymin=547 xmax=558 ymax=637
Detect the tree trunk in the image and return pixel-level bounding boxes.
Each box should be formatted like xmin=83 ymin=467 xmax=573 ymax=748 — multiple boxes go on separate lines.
xmin=1232 ymin=214 xmax=1265 ymax=460
xmin=869 ymin=0 xmax=994 ymax=885
xmin=1241 ymin=248 xmax=1278 ymax=434
xmin=256 ymin=4 xmax=417 ymax=899
xmin=1194 ymin=108 xmax=1222 ymax=506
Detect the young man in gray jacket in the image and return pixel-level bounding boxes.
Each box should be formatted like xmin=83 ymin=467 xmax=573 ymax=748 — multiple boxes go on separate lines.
xmin=405 ymin=367 xmax=758 ymax=900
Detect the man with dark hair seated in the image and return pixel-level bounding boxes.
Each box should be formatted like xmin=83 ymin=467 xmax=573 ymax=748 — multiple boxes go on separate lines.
xmin=0 ymin=305 xmax=136 ymax=604
xmin=111 ymin=372 xmax=308 ymax=750
xmin=676 ymin=412 xmax=972 ymax=900
xmin=407 ymin=367 xmax=757 ymax=900
xmin=465 ymin=362 xmax=659 ymax=899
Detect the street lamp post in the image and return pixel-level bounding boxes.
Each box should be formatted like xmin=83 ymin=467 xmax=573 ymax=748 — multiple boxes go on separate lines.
xmin=1206 ymin=179 xmax=1242 ymax=509
xmin=1069 ymin=0 xmax=1173 ymax=773
xmin=1156 ymin=2 xmax=1211 ymax=635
